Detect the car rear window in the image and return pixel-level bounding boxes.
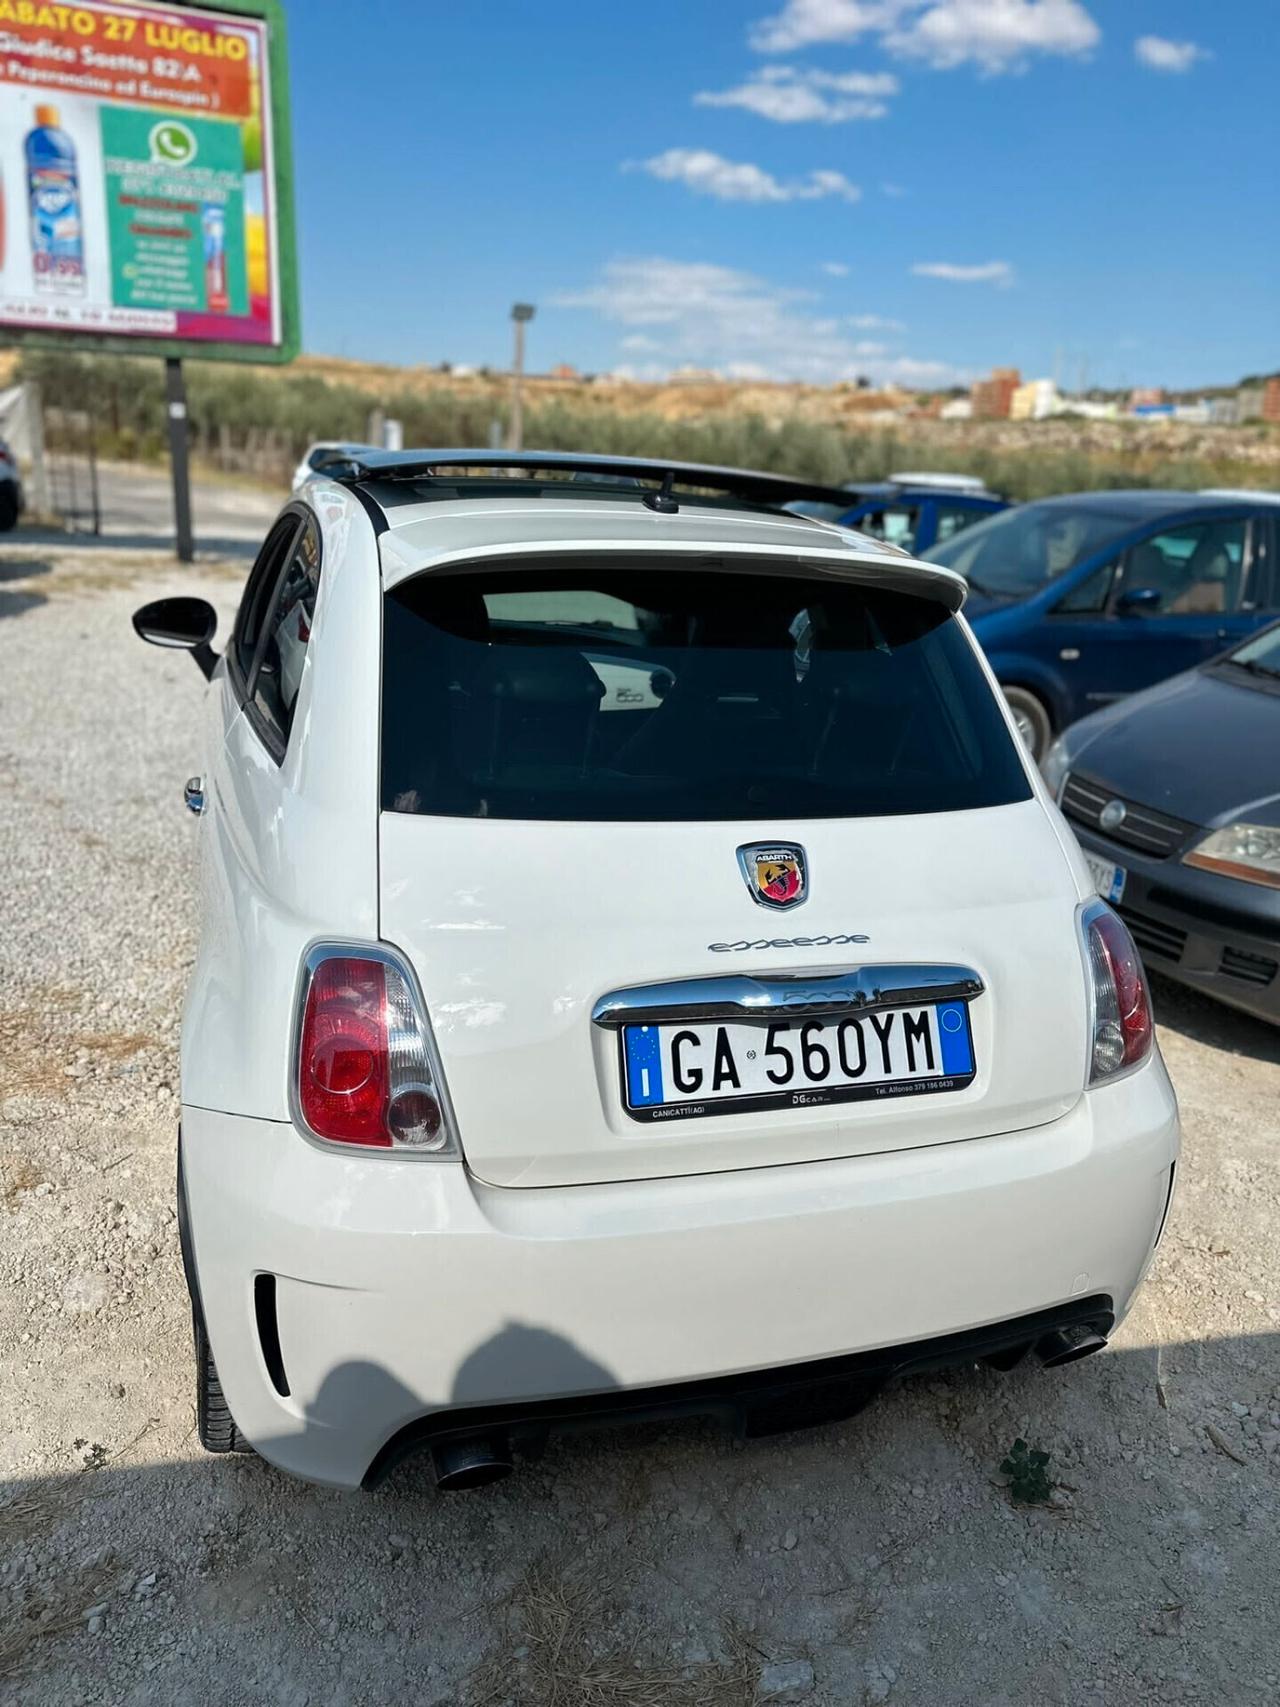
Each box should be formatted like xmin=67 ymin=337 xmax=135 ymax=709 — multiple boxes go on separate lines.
xmin=381 ymin=560 xmax=1031 ymax=822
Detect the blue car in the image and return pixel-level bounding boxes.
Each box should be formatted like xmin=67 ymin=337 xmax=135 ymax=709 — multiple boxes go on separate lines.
xmin=790 ymin=475 xmax=1008 ymax=554
xmin=924 ymin=490 xmax=1280 ymax=757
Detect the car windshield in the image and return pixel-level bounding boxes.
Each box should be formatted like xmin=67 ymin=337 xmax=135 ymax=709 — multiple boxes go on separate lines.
xmin=381 ymin=559 xmax=1031 ymax=822
xmin=923 ymin=502 xmax=1132 ymax=597
xmin=1223 ymin=622 xmax=1280 ymax=678
xmin=786 ymin=499 xmax=857 ymax=523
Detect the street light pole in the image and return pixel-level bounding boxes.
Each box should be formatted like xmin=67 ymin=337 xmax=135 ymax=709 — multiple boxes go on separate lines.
xmin=508 ymin=302 xmax=535 ymax=452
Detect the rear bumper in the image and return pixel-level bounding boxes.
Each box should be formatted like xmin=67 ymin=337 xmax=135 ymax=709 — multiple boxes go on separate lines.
xmin=183 ymin=1060 xmax=1179 ymax=1489
xmin=1074 ymin=826 xmax=1280 ymax=1024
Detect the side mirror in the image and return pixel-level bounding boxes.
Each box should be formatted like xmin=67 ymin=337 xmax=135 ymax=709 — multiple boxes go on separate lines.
xmin=132 ymin=597 xmax=219 ymax=679
xmin=1115 ymin=586 xmax=1162 ymax=617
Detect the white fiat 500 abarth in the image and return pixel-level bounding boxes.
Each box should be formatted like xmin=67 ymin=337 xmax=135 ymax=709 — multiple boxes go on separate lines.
xmin=133 ymin=451 xmax=1179 ymax=1492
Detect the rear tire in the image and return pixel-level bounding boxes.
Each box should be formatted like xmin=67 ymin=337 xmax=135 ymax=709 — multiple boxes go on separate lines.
xmin=195 ymin=1317 xmax=252 ymax=1454
xmin=1002 ymin=686 xmax=1051 ymax=761
xmin=0 ymin=485 xmax=18 ymax=532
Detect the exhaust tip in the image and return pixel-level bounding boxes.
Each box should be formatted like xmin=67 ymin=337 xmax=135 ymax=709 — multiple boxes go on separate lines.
xmin=430 ymin=1433 xmax=514 ymax=1491
xmin=1036 ymin=1325 xmax=1108 ymax=1369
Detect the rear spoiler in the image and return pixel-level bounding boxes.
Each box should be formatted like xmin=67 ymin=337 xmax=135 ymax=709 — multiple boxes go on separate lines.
xmin=316 ymin=448 xmax=861 ymax=513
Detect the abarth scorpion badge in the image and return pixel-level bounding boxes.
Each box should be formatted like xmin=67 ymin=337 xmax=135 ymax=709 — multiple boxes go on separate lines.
xmin=738 ymin=843 xmax=808 ymax=910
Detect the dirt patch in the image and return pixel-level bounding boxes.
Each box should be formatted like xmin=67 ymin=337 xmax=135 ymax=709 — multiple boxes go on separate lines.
xmin=0 ymin=548 xmax=245 ymax=601
xmin=1 ymin=1151 xmax=43 ymax=1203
xmin=0 ymin=993 xmax=155 ymax=1098
xmin=467 ymin=1556 xmax=762 ymax=1707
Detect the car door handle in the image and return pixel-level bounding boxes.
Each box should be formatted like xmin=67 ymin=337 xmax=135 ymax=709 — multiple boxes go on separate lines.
xmin=184 ymin=776 xmax=206 ymax=816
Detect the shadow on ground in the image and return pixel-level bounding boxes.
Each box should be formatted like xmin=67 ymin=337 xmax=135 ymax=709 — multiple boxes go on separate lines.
xmin=1150 ymin=969 xmax=1280 ymax=1066
xmin=0 ymin=556 xmax=51 ymax=622
xmin=3 ymin=1329 xmax=1277 ymax=1704
xmin=12 ymin=524 xmax=262 ymax=559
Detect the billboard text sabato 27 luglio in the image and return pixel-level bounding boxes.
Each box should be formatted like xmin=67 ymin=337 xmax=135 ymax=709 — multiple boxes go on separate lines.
xmin=0 ymin=0 xmax=297 ymax=361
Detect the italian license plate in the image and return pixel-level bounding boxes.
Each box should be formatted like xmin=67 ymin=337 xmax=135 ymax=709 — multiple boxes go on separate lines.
xmin=621 ymin=1002 xmax=976 ymax=1122
xmin=1084 ymin=853 xmax=1126 ymax=904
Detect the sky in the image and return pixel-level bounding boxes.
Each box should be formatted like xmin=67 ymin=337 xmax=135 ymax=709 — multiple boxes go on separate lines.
xmin=286 ymin=0 xmax=1279 ymax=391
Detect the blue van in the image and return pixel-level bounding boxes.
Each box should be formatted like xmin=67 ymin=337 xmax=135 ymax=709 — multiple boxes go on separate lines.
xmin=791 ymin=475 xmax=1007 ymax=555
xmin=924 ymin=490 xmax=1280 ymax=757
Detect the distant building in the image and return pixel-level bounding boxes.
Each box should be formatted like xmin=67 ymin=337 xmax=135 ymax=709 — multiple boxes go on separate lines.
xmin=939 ymin=397 xmax=973 ymax=421
xmin=1129 ymin=387 xmax=1166 ymax=410
xmin=1263 ymin=377 xmax=1280 ymax=423
xmin=970 ymin=366 xmax=1020 ymax=420
xmin=1063 ymin=398 xmax=1122 ymax=421
xmin=548 ymin=363 xmax=579 ymax=380
xmin=1009 ymin=378 xmax=1059 ymax=421
xmin=1236 ymin=387 xmax=1265 ymax=422
xmin=669 ymin=365 xmax=723 ymax=384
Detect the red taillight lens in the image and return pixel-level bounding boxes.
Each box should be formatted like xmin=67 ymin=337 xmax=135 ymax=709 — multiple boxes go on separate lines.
xmin=299 ymin=958 xmax=392 ymax=1145
xmin=296 ymin=951 xmax=455 ymax=1153
xmin=1083 ymin=903 xmax=1153 ymax=1082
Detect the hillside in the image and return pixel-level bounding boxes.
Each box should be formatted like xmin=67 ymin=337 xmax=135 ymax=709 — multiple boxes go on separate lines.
xmin=8 ymin=345 xmax=1280 ymax=497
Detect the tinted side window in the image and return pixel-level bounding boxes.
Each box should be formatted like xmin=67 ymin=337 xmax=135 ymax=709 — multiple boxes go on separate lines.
xmin=859 ymin=506 xmax=919 ymax=550
xmin=381 ymin=561 xmax=1032 ymax=822
xmin=1054 ymin=561 xmax=1116 ymax=614
xmin=252 ymin=518 xmax=322 ymax=751
xmin=233 ymin=516 xmax=301 ymax=684
xmin=934 ymin=505 xmax=985 ymax=545
xmin=1117 ymin=519 xmax=1247 ymax=615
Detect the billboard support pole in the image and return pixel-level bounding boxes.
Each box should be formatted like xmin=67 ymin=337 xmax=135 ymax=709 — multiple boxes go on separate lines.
xmin=165 ymin=357 xmax=194 ymax=564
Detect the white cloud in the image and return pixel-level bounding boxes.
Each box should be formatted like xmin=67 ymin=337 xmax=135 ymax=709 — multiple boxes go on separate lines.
xmin=912 ymin=259 xmax=1013 ymax=285
xmin=750 ymin=0 xmax=1099 ymax=72
xmin=1134 ymin=34 xmax=1209 ymax=72
xmin=695 ymin=64 xmax=898 ymax=123
xmin=620 ymin=334 xmax=661 ymax=351
xmin=887 ymin=0 xmax=1098 ymax=70
xmin=551 ymin=256 xmax=962 ymax=386
xmin=821 ymin=261 xmax=851 ymax=276
xmin=880 ymin=181 xmax=907 ymax=196
xmin=750 ymin=0 xmax=904 ymax=53
xmin=850 ymin=312 xmax=906 ymax=330
xmin=634 ymin=148 xmax=861 ymax=203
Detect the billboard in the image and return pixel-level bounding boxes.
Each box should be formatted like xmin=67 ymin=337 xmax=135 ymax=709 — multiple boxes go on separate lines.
xmin=0 ymin=0 xmax=297 ymax=362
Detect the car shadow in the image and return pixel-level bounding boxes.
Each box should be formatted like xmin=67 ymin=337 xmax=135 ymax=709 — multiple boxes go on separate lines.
xmin=14 ymin=524 xmax=262 ymax=559
xmin=3 ymin=1325 xmax=1279 ymax=1702
xmin=0 ymin=555 xmax=52 ymax=622
xmin=1150 ymin=970 xmax=1280 ymax=1065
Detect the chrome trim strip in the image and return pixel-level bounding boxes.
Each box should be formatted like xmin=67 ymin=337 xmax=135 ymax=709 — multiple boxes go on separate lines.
xmin=591 ymin=964 xmax=984 ymax=1029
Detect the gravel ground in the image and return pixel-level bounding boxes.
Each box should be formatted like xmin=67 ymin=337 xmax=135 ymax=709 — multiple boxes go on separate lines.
xmin=2 ymin=542 xmax=1279 ymax=1707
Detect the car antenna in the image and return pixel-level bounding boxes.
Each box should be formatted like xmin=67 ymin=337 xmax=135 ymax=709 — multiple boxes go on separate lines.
xmin=642 ymin=469 xmax=679 ymax=514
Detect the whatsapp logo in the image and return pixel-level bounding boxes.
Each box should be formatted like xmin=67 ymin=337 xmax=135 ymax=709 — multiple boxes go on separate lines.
xmin=149 ymin=121 xmax=197 ymax=166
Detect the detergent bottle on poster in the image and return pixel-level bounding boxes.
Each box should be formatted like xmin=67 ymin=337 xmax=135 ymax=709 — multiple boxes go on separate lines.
xmin=201 ymin=203 xmax=229 ymax=314
xmin=26 ymin=105 xmax=85 ymax=293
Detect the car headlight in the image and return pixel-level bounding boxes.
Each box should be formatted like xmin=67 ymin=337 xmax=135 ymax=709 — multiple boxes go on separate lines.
xmin=1182 ymin=823 xmax=1280 ymax=889
xmin=1040 ymin=736 xmax=1072 ymax=802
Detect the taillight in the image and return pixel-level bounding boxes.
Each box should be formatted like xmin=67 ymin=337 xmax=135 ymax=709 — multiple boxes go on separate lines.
xmin=1081 ymin=900 xmax=1153 ymax=1083
xmin=295 ymin=947 xmax=457 ymax=1154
